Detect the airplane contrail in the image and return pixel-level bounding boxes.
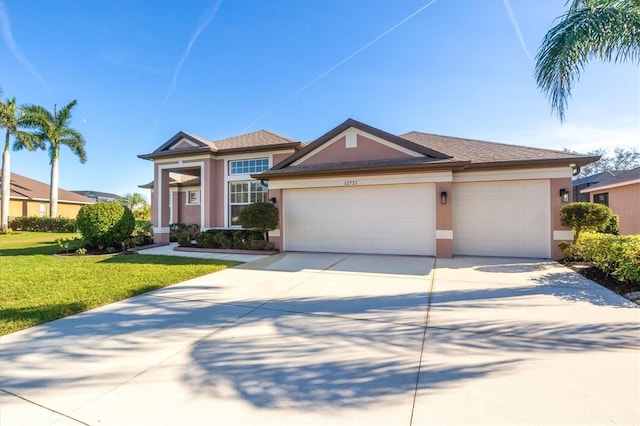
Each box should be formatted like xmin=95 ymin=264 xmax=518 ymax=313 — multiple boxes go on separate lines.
xmin=161 ymin=0 xmax=223 ymax=105
xmin=0 ymin=0 xmax=51 ymax=96
xmin=502 ymin=0 xmax=533 ymax=60
xmin=241 ymin=0 xmax=439 ymax=132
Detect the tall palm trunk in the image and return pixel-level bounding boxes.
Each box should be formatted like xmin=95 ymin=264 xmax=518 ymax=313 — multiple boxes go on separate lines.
xmin=1 ymin=132 xmax=10 ymax=228
xmin=49 ymin=153 xmax=59 ymax=217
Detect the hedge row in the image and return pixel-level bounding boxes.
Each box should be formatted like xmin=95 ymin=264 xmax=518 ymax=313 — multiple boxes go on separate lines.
xmin=191 ymin=229 xmax=274 ymax=251
xmin=575 ymin=232 xmax=640 ymax=283
xmin=9 ymin=216 xmax=77 ymax=233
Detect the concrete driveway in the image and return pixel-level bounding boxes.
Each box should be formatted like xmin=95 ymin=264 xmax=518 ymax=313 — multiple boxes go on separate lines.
xmin=1 ymin=253 xmax=638 ymax=425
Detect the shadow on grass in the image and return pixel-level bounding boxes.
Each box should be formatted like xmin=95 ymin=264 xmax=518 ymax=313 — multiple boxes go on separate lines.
xmin=98 ymin=254 xmax=240 ymax=267
xmin=0 ymin=243 xmax=60 ymax=256
xmin=0 ymin=301 xmax=89 ymax=334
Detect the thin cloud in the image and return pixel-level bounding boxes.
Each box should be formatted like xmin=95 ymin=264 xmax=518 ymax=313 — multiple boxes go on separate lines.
xmin=0 ymin=0 xmax=51 ymax=95
xmin=241 ymin=0 xmax=439 ymax=132
xmin=106 ymin=56 xmax=166 ymax=77
xmin=502 ymin=0 xmax=533 ymax=61
xmin=161 ymin=0 xmax=223 ymax=105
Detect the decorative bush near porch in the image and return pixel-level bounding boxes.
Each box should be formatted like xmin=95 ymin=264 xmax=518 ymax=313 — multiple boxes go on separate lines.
xmin=0 ymin=232 xmax=239 ymax=335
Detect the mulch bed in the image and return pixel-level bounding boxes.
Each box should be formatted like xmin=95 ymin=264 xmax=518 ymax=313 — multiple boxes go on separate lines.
xmin=564 ymin=261 xmax=640 ymax=299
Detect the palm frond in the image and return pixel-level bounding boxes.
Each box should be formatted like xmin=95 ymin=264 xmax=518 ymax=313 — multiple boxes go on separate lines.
xmin=536 ymin=0 xmax=640 ymax=120
xmin=60 ymin=128 xmax=87 ymax=164
xmin=13 ymin=130 xmax=44 ymax=151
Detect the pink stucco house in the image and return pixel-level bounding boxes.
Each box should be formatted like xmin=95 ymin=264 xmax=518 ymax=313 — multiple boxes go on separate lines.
xmin=580 ymin=166 xmax=640 ymax=235
xmin=139 ymin=119 xmax=597 ymax=259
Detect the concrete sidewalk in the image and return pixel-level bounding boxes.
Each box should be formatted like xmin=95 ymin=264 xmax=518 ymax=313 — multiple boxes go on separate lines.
xmin=137 ymin=242 xmax=271 ymax=262
xmin=0 ymin=254 xmax=638 ymax=425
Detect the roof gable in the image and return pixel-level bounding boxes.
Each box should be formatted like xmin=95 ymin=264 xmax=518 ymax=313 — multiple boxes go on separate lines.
xmin=273 ymin=118 xmax=450 ymax=170
xmin=152 ymin=131 xmax=215 ymax=154
xmin=139 ymin=130 xmax=301 ymax=161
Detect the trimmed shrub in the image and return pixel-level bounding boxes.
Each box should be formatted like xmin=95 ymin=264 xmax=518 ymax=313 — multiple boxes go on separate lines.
xmin=169 ymin=223 xmax=200 ymax=242
xmin=176 ymin=232 xmax=192 ymax=247
xmin=239 ymin=202 xmax=279 ymax=241
xmin=131 ymin=220 xmax=153 ymax=246
xmin=76 ymin=203 xmax=135 ymax=248
xmin=9 ymin=216 xmax=76 ymax=233
xmin=195 ymin=230 xmax=217 ymax=248
xmin=602 ymin=214 xmax=620 ymax=235
xmin=214 ymin=231 xmax=233 ymax=249
xmin=576 ymin=232 xmax=640 ymax=283
xmin=192 ymin=229 xmax=265 ymax=250
xmin=560 ymin=202 xmax=613 ymax=242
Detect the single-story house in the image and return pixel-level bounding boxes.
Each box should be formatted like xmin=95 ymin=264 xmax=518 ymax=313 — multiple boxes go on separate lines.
xmin=71 ymin=190 xmax=123 ymax=203
xmin=139 ymin=119 xmax=597 ymax=259
xmin=571 ymin=170 xmax=626 ymax=202
xmin=580 ymin=166 xmax=640 ymax=235
xmin=0 ymin=172 xmax=94 ymax=220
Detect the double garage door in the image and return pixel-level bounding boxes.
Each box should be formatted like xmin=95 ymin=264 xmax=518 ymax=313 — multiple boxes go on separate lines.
xmin=283 ymin=184 xmax=436 ymax=255
xmin=282 ymin=180 xmax=550 ymax=258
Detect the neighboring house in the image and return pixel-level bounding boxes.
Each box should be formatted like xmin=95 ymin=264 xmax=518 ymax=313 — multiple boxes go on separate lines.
xmin=580 ymin=166 xmax=640 ymax=235
xmin=139 ymin=118 xmax=597 ymax=259
xmin=0 ymin=172 xmax=94 ymax=220
xmin=571 ymin=170 xmax=623 ymax=202
xmin=71 ymin=190 xmax=123 ymax=203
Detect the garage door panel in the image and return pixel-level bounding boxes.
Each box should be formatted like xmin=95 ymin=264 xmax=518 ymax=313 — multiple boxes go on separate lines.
xmin=453 ymin=181 xmax=550 ymax=258
xmin=284 ymin=184 xmax=435 ymax=256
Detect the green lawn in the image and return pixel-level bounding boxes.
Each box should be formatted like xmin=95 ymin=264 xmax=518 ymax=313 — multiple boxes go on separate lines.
xmin=0 ymin=232 xmax=240 ymax=335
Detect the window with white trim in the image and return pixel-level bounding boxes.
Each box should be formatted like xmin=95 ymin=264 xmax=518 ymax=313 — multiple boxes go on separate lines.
xmin=229 ymin=158 xmax=269 ymax=175
xmin=229 ymin=181 xmax=268 ymax=226
xmin=40 ymin=203 xmax=46 ymax=217
xmin=187 ymin=190 xmax=200 ymax=205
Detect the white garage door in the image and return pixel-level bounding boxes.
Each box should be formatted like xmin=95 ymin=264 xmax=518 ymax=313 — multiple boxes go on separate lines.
xmin=453 ymin=180 xmax=550 ymax=258
xmin=284 ymin=184 xmax=436 ymax=255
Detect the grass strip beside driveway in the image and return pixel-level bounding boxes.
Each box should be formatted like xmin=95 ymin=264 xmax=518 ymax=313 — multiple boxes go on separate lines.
xmin=0 ymin=233 xmax=240 ymax=335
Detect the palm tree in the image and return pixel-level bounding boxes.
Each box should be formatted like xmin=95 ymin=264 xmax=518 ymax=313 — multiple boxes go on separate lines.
xmin=118 ymin=192 xmax=148 ymax=211
xmin=535 ymin=0 xmax=640 ymax=121
xmin=22 ymin=100 xmax=86 ymax=217
xmin=0 ymin=98 xmax=43 ymax=228
xmin=118 ymin=192 xmax=150 ymax=219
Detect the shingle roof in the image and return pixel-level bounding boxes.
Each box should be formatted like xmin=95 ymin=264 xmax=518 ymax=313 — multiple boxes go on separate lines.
xmin=139 ymin=129 xmax=300 ymax=160
xmin=581 ymin=166 xmax=640 ymax=191
xmin=214 ymin=130 xmax=296 ymax=150
xmin=258 ymin=119 xmax=597 ymax=179
xmin=0 ymin=172 xmax=94 ymax=204
xmin=72 ymin=190 xmax=123 ymax=199
xmin=400 ymin=131 xmax=593 ymax=165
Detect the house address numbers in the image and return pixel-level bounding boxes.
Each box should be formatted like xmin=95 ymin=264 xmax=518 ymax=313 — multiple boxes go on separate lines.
xmin=344 ymin=180 xmax=358 ymax=186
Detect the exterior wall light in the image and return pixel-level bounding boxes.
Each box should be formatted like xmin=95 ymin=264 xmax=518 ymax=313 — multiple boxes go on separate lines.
xmin=559 ymin=189 xmax=570 ymax=203
xmin=269 ymin=197 xmax=277 ymax=204
xmin=440 ymin=191 xmax=447 ymax=204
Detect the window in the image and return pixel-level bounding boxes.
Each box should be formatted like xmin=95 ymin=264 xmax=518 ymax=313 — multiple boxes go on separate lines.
xmin=40 ymin=203 xmax=46 ymax=217
xmin=229 ymin=158 xmax=269 ymax=175
xmin=187 ymin=190 xmax=200 ymax=205
xmin=229 ymin=181 xmax=268 ymax=225
xmin=594 ymin=193 xmax=609 ymax=206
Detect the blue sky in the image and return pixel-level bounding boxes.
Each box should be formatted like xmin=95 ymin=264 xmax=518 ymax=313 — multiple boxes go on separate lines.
xmin=1 ymin=0 xmax=638 ymax=199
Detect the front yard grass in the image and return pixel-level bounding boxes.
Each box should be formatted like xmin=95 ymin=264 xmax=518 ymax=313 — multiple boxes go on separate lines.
xmin=0 ymin=232 xmax=240 ymax=335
